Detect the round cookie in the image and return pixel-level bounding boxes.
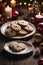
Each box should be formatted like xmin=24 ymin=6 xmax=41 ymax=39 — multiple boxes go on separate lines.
xmin=24 ymin=25 xmax=33 ymax=33
xmin=11 ymin=24 xmax=21 ymax=31
xmin=19 ymin=29 xmax=27 ymax=35
xmin=18 ymin=20 xmax=28 ymax=26
xmin=8 ymin=21 xmax=18 ymax=28
xmin=6 ymin=28 xmax=17 ymax=37
xmin=9 ymin=41 xmax=26 ymax=52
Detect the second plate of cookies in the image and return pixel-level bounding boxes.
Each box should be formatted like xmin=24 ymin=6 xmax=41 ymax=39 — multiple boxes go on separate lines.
xmin=4 ymin=41 xmax=34 ymax=55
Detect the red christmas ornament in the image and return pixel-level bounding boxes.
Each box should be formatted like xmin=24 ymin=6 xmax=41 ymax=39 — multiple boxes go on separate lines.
xmin=12 ymin=10 xmax=19 ymax=19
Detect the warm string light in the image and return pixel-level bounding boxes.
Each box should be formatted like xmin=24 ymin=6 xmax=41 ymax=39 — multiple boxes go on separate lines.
xmin=30 ymin=0 xmax=32 ymax=2
xmin=4 ymin=2 xmax=7 ymax=5
xmin=0 ymin=14 xmax=2 ymax=18
xmin=19 ymin=2 xmax=22 ymax=5
xmin=28 ymin=3 xmax=31 ymax=6
xmin=24 ymin=2 xmax=26 ymax=5
xmin=42 ymin=2 xmax=43 ymax=5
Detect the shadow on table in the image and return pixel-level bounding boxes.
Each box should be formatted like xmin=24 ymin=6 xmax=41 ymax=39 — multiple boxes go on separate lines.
xmin=0 ymin=32 xmax=33 ymax=42
xmin=0 ymin=49 xmax=33 ymax=61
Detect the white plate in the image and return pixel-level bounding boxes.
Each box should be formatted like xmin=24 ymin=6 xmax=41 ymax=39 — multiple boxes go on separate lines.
xmin=4 ymin=41 xmax=34 ymax=55
xmin=1 ymin=20 xmax=36 ymax=39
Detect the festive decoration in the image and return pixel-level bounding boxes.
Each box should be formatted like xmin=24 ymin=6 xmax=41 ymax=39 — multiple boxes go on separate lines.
xmin=10 ymin=0 xmax=16 ymax=7
xmin=0 ymin=14 xmax=2 ymax=18
xmin=0 ymin=0 xmax=2 ymax=2
xmin=35 ymin=12 xmax=43 ymax=23
xmin=0 ymin=0 xmax=43 ymax=23
xmin=37 ymin=22 xmax=43 ymax=32
xmin=28 ymin=3 xmax=31 ymax=6
xmin=19 ymin=2 xmax=22 ymax=6
xmin=12 ymin=10 xmax=19 ymax=19
xmin=24 ymin=2 xmax=26 ymax=5
xmin=42 ymin=13 xmax=43 ymax=16
xmin=4 ymin=2 xmax=7 ymax=6
xmin=5 ymin=6 xmax=12 ymax=18
xmin=42 ymin=2 xmax=43 ymax=5
xmin=30 ymin=0 xmax=32 ymax=2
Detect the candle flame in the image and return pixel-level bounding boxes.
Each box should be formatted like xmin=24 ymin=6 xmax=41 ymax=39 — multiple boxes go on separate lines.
xmin=7 ymin=6 xmax=9 ymax=9
xmin=11 ymin=0 xmax=15 ymax=2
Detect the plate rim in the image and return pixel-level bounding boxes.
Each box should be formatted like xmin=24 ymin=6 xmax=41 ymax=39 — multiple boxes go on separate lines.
xmin=4 ymin=41 xmax=34 ymax=55
xmin=1 ymin=20 xmax=36 ymax=39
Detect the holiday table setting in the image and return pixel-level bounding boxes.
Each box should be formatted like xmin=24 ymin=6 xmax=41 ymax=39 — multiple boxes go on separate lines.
xmin=0 ymin=0 xmax=43 ymax=65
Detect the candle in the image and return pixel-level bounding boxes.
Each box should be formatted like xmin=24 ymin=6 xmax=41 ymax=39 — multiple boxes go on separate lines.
xmin=10 ymin=0 xmax=16 ymax=7
xmin=36 ymin=12 xmax=43 ymax=18
xmin=5 ymin=6 xmax=12 ymax=18
xmin=35 ymin=12 xmax=43 ymax=23
xmin=0 ymin=0 xmax=2 ymax=2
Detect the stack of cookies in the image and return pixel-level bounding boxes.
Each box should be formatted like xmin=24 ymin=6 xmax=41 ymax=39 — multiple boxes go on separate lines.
xmin=5 ymin=20 xmax=33 ymax=37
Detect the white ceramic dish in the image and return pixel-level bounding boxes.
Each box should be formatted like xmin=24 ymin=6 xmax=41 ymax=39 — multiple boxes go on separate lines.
xmin=1 ymin=20 xmax=36 ymax=39
xmin=4 ymin=41 xmax=34 ymax=55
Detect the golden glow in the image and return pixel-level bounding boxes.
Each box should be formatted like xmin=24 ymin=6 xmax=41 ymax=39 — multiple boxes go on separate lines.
xmin=0 ymin=0 xmax=2 ymax=2
xmin=4 ymin=2 xmax=7 ymax=5
xmin=24 ymin=2 xmax=26 ymax=5
xmin=28 ymin=3 xmax=31 ymax=6
xmin=30 ymin=0 xmax=32 ymax=1
xmin=10 ymin=0 xmax=16 ymax=7
xmin=42 ymin=13 xmax=43 ymax=16
xmin=0 ymin=14 xmax=2 ymax=17
xmin=28 ymin=7 xmax=33 ymax=10
xmin=42 ymin=2 xmax=43 ymax=5
xmin=19 ymin=2 xmax=22 ymax=5
xmin=7 ymin=17 xmax=10 ymax=19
